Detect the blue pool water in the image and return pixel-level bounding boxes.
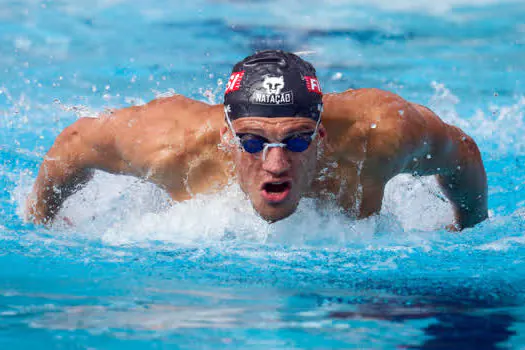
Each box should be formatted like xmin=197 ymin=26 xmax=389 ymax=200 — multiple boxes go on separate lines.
xmin=1 ymin=0 xmax=525 ymax=348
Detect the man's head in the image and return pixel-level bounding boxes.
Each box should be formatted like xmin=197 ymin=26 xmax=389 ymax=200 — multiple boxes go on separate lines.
xmin=222 ymin=50 xmax=325 ymax=222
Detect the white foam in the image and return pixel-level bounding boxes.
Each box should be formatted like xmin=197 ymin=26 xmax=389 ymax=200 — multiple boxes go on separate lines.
xmin=16 ymin=168 xmax=455 ymax=247
xmin=429 ymin=82 xmax=525 ymax=156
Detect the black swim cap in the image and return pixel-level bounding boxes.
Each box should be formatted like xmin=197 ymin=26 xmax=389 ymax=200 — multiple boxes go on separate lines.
xmin=224 ymin=50 xmax=323 ymax=121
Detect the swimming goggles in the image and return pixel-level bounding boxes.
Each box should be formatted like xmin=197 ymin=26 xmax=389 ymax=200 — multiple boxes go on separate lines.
xmin=224 ymin=105 xmax=322 ymax=160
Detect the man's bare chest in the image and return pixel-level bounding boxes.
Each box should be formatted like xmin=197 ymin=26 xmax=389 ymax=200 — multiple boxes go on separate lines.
xmin=308 ymin=158 xmax=367 ymax=214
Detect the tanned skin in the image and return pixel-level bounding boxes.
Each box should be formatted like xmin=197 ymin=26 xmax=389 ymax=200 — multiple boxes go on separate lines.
xmin=26 ymin=88 xmax=488 ymax=230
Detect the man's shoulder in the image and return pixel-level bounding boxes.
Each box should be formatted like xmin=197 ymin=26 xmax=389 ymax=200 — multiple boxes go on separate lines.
xmin=95 ymin=94 xmax=222 ymax=135
xmin=112 ymin=94 xmax=211 ymax=118
xmin=325 ymin=87 xmax=410 ymax=111
xmin=323 ymin=88 xmax=427 ymax=167
xmin=144 ymin=94 xmax=212 ymax=109
xmin=326 ymin=87 xmax=428 ymax=129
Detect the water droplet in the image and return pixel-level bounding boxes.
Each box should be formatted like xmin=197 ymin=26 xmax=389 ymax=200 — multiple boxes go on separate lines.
xmin=426 ymin=154 xmax=432 ymax=159
xmin=332 ymin=72 xmax=343 ymax=80
xmin=398 ymin=109 xmax=405 ymax=116
xmin=370 ymin=123 xmax=377 ymax=129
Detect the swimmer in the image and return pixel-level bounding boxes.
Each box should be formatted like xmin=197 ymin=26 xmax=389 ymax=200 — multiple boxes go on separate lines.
xmin=26 ymin=50 xmax=488 ymax=230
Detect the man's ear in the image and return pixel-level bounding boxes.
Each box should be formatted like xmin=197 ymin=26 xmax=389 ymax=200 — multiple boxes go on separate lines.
xmin=220 ymin=125 xmax=234 ymax=148
xmin=318 ymin=124 xmax=327 ymax=139
xmin=316 ymin=123 xmax=329 ymax=152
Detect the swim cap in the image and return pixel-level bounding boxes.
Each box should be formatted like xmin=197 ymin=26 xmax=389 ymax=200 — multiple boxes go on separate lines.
xmin=223 ymin=50 xmax=323 ymax=121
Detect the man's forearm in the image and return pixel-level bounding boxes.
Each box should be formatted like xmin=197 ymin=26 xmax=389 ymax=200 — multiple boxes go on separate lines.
xmin=437 ymin=145 xmax=488 ymax=230
xmin=439 ymin=177 xmax=488 ymax=229
xmin=26 ymin=117 xmax=109 ymax=224
xmin=27 ymin=160 xmax=93 ymax=224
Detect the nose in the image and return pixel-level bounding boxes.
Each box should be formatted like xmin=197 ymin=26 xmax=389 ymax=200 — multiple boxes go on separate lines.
xmin=262 ymin=146 xmax=291 ymax=175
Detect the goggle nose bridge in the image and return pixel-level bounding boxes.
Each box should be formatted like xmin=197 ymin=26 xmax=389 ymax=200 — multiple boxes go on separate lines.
xmin=262 ymin=142 xmax=287 ymax=161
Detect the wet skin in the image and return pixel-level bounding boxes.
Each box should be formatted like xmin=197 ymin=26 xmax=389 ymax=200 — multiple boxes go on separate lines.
xmin=26 ymin=89 xmax=488 ymax=230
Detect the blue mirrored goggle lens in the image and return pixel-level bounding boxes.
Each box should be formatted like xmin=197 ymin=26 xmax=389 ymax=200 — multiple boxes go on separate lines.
xmin=240 ymin=137 xmax=266 ymax=153
xmin=238 ymin=133 xmax=314 ymax=154
xmin=284 ymin=134 xmax=312 ymax=152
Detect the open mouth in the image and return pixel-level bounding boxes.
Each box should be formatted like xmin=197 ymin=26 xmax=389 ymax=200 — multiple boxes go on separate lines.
xmin=261 ymin=181 xmax=292 ymax=203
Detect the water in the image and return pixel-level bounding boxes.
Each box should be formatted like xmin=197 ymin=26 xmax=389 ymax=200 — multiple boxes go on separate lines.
xmin=1 ymin=0 xmax=525 ymax=348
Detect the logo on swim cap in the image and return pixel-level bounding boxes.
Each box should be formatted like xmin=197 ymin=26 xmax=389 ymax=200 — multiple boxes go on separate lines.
xmin=262 ymin=76 xmax=284 ymax=95
xmin=305 ymin=76 xmax=322 ymax=94
xmin=225 ymin=71 xmax=245 ymax=94
xmin=251 ymin=75 xmax=294 ymax=106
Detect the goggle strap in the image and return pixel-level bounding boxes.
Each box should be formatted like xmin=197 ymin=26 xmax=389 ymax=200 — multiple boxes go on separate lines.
xmin=224 ymin=106 xmax=241 ymax=148
xmin=311 ymin=107 xmax=322 ymax=140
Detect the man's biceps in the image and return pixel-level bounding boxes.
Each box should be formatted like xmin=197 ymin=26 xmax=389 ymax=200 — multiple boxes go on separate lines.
xmin=46 ymin=140 xmax=104 ymax=175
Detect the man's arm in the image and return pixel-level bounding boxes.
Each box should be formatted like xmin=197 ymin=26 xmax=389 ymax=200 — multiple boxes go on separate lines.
xmin=26 ymin=117 xmax=119 ymax=224
xmin=434 ymin=130 xmax=488 ymax=230
xmin=407 ymin=104 xmax=488 ymax=230
xmin=322 ymin=89 xmax=487 ymax=230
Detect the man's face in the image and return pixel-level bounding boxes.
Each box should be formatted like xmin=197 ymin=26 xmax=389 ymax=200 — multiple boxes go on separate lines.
xmin=222 ymin=117 xmax=325 ymax=222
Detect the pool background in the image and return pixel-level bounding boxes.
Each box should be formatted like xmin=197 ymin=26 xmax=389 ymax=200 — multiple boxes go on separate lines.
xmin=1 ymin=0 xmax=525 ymax=348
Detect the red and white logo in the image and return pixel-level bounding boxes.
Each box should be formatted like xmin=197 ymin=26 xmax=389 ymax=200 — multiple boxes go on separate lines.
xmin=305 ymin=76 xmax=322 ymax=94
xmin=225 ymin=71 xmax=245 ymax=94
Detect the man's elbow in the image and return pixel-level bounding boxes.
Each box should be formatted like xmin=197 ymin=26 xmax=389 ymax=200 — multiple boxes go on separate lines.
xmin=51 ymin=118 xmax=93 ymax=153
